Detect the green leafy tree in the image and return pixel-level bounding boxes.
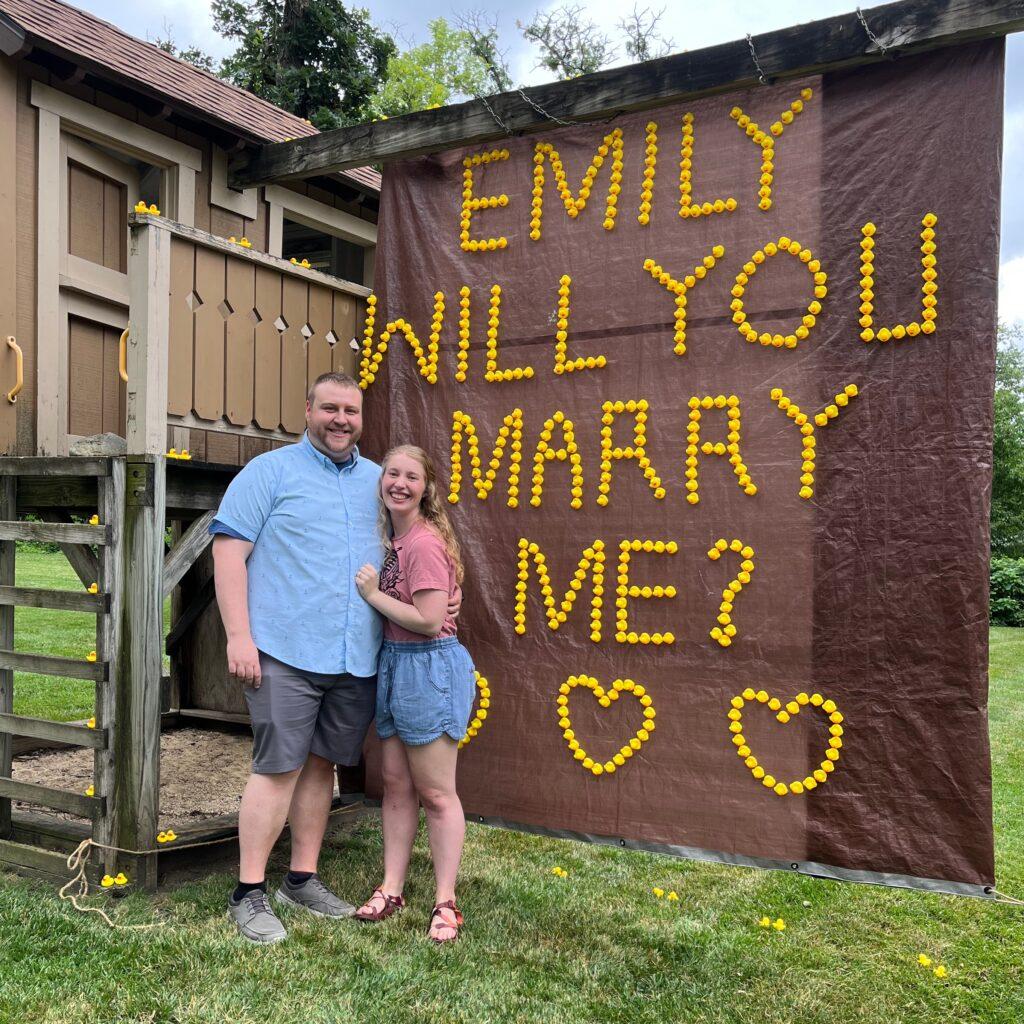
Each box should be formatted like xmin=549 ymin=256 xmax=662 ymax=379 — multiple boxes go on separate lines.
xmin=368 ymin=18 xmax=495 ymax=118
xmin=211 ymin=0 xmax=396 ymax=128
xmin=455 ymin=11 xmax=514 ymax=93
xmin=993 ymin=322 xmax=1024 ymax=557
xmin=518 ymin=4 xmax=616 ymax=79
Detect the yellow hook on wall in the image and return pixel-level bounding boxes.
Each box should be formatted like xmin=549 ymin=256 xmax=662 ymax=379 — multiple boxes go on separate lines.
xmin=6 ymin=336 xmax=22 ymax=403
xmin=118 ymin=327 xmax=129 ymax=384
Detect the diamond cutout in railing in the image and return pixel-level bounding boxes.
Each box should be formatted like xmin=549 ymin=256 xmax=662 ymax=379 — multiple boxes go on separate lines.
xmin=249 ymin=308 xmax=263 ymax=326
xmin=185 ymin=290 xmax=202 ymax=313
xmin=274 ymin=315 xmax=289 ymax=333
xmin=348 ymin=336 xmax=360 ymax=352
xmin=217 ymin=299 xmax=234 ymax=320
xmin=300 ymin=323 xmax=314 ymax=340
xmin=325 ymin=330 xmax=339 ymax=348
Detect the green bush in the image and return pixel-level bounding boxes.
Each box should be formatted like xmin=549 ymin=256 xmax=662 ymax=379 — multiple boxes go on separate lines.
xmin=991 ymin=555 xmax=1024 ymax=626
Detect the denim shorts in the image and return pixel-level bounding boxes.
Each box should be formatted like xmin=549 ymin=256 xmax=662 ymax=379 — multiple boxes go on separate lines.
xmin=376 ymin=637 xmax=476 ymax=746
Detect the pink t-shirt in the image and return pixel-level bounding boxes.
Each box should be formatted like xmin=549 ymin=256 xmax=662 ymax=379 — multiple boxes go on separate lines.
xmin=379 ymin=520 xmax=458 ymax=642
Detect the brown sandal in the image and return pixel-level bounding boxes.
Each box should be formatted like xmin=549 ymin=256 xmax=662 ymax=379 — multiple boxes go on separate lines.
xmin=427 ymin=900 xmax=463 ymax=943
xmin=354 ymin=887 xmax=405 ymax=922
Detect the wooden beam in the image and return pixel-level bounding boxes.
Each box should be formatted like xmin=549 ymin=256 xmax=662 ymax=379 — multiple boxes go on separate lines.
xmin=0 ymin=650 xmax=107 ymax=682
xmin=0 ymin=457 xmax=110 ymax=476
xmin=107 ymin=455 xmax=164 ymax=889
xmin=0 ymin=713 xmax=106 ymax=749
xmin=0 ymin=778 xmax=102 ymax=819
xmin=162 ymin=511 xmax=216 ymax=598
xmin=0 ymin=585 xmax=108 ymax=613
xmin=10 ymin=809 xmax=90 ymax=854
xmin=0 ymin=521 xmax=108 ymax=545
xmin=94 ymin=460 xmax=124 ymax=879
xmin=0 ymin=478 xmax=12 ymax=839
xmin=231 ymin=0 xmax=1024 ymax=185
xmin=165 ymin=576 xmax=215 ymax=654
xmin=0 ymin=837 xmax=76 ymax=880
xmin=127 ymin=222 xmax=171 ymax=456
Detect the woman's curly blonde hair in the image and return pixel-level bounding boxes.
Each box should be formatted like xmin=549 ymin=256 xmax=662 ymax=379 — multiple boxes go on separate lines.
xmin=378 ymin=445 xmax=465 ymax=584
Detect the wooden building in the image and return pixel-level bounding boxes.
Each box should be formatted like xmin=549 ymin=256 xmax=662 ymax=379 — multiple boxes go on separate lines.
xmin=0 ymin=0 xmax=378 ymax=887
xmin=0 ymin=0 xmax=378 ymax=463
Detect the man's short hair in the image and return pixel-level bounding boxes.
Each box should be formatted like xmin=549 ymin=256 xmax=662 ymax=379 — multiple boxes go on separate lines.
xmin=307 ymin=372 xmax=360 ymax=404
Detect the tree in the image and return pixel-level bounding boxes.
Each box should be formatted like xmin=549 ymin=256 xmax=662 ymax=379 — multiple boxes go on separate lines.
xmin=150 ymin=22 xmax=218 ymax=73
xmin=367 ymin=18 xmax=495 ymax=118
xmin=455 ymin=11 xmax=513 ymax=93
xmin=992 ymin=322 xmax=1024 ymax=557
xmin=211 ymin=0 xmax=396 ymax=128
xmin=518 ymin=5 xmax=616 ymax=80
xmin=618 ymin=5 xmax=675 ymax=62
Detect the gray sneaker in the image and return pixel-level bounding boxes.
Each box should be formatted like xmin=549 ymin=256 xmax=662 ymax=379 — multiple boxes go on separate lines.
xmin=227 ymin=889 xmax=288 ymax=944
xmin=274 ymin=874 xmax=356 ymax=919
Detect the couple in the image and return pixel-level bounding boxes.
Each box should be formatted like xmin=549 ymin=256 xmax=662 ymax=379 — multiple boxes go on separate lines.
xmin=211 ymin=371 xmax=475 ymax=945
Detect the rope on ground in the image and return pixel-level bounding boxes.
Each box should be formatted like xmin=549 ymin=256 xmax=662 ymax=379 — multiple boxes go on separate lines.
xmin=56 ymin=800 xmax=365 ymax=930
xmin=988 ymin=888 xmax=1024 ymax=907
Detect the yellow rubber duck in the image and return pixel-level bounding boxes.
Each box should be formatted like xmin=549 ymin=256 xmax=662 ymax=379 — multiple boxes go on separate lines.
xmin=300 ymin=259 xmax=311 ymax=269
xmin=88 ymin=514 xmax=99 ymax=525
xmin=228 ymin=236 xmax=236 ymax=244
xmin=86 ymin=650 xmax=97 ymax=663
xmin=85 ymin=785 xmax=95 ymax=797
xmin=86 ymin=717 xmax=96 ymax=729
xmin=290 ymin=257 xmax=298 ymax=265
xmin=180 ymin=450 xmax=191 ymax=461
xmin=148 ymin=204 xmax=160 ymax=216
xmin=101 ymin=875 xmax=115 ymax=888
xmin=652 ymin=887 xmax=664 ymax=898
xmin=239 ymin=237 xmax=252 ymax=249
xmin=758 ymin=916 xmax=771 ymax=927
xmin=667 ymin=891 xmax=679 ymax=901
xmin=167 ymin=448 xmax=178 ymax=459
xmin=165 ymin=830 xmax=177 ymax=842
xmin=114 ymin=872 xmax=128 ymax=886
xmin=87 ymin=583 xmax=99 ymax=594
xmin=133 ymin=200 xmax=148 ymax=214
xmin=772 ymin=918 xmax=786 ymax=931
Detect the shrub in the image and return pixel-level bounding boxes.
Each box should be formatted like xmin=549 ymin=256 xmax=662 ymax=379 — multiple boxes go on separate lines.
xmin=991 ymin=556 xmax=1024 ymax=626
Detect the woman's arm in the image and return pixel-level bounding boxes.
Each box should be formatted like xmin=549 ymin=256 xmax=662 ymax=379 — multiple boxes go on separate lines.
xmin=355 ymin=564 xmax=447 ymax=636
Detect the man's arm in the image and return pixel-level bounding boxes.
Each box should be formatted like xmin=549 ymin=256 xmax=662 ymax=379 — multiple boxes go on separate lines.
xmin=212 ymin=535 xmax=262 ymax=686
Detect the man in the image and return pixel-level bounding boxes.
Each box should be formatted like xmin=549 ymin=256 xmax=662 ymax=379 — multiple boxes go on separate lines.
xmin=212 ymin=371 xmax=383 ymax=944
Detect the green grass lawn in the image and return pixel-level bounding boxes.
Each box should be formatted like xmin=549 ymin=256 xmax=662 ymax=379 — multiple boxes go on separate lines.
xmin=10 ymin=547 xmax=170 ymax=721
xmin=1 ymin=551 xmax=1022 ymax=1023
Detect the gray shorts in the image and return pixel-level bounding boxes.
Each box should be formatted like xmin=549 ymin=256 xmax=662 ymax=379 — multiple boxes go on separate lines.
xmin=243 ymin=652 xmax=376 ymax=774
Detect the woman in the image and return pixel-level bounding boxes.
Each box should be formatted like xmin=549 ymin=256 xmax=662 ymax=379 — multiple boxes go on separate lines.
xmin=354 ymin=445 xmax=476 ymax=943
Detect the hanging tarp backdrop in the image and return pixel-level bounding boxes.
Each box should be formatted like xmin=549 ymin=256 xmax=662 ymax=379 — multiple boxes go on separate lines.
xmin=363 ymin=39 xmax=1003 ymax=895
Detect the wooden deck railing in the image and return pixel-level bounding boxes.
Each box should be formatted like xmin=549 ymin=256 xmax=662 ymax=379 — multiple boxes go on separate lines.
xmin=127 ymin=214 xmax=367 ymax=455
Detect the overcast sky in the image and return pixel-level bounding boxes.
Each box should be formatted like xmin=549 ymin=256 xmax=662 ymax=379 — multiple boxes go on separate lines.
xmin=75 ymin=0 xmax=1024 ymax=325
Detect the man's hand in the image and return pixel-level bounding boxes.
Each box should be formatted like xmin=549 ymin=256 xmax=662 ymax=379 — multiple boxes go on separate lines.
xmin=227 ymin=634 xmax=262 ymax=687
xmin=355 ymin=564 xmax=380 ymax=600
xmin=447 ymin=584 xmax=463 ymax=621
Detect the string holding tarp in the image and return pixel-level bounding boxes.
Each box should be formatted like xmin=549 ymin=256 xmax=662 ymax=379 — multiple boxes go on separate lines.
xmin=56 ymin=801 xmax=364 ymax=930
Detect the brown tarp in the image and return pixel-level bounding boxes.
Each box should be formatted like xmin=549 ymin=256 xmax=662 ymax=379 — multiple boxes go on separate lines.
xmin=363 ymin=40 xmax=1002 ymax=890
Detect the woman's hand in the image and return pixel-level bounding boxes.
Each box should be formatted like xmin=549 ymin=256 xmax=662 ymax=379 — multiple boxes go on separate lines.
xmin=355 ymin=564 xmax=380 ymax=600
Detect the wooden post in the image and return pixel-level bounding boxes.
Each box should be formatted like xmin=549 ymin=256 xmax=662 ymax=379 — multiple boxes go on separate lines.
xmin=102 ymin=456 xmax=164 ymax=890
xmin=0 ymin=477 xmax=14 ymax=838
xmin=94 ymin=460 xmax=124 ymax=878
xmin=127 ymin=220 xmax=171 ymax=457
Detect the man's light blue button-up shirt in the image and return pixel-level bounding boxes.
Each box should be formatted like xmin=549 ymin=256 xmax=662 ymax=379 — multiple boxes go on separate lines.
xmin=210 ymin=433 xmax=384 ymax=676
